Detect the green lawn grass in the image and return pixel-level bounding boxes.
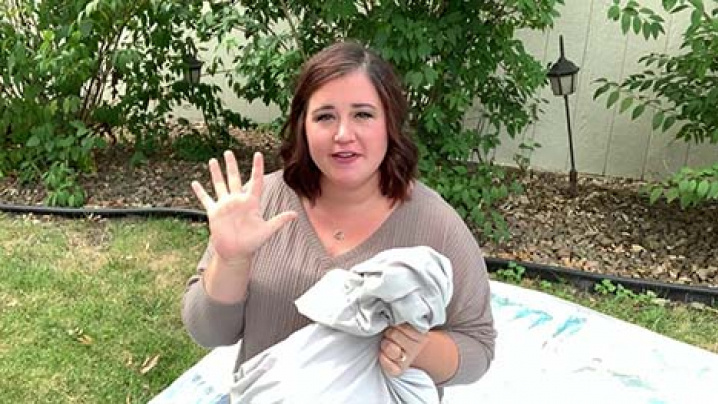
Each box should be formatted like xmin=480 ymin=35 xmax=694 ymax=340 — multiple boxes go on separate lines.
xmin=1 ymin=212 xmax=717 ymax=403
xmin=0 ymin=214 xmax=209 ymax=403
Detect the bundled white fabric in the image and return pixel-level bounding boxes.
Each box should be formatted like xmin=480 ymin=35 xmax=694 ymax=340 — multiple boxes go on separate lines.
xmin=230 ymin=246 xmax=454 ymax=404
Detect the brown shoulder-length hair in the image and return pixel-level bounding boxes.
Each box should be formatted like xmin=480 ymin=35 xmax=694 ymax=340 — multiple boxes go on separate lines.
xmin=280 ymin=41 xmax=418 ymax=203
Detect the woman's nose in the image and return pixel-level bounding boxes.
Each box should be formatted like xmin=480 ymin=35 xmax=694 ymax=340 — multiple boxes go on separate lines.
xmin=334 ymin=121 xmax=355 ymax=143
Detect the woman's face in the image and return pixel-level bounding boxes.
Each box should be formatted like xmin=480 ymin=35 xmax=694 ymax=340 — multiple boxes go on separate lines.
xmin=304 ymin=70 xmax=388 ymax=193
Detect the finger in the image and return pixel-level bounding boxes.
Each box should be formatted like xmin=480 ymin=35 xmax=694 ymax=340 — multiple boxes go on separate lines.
xmin=224 ymin=150 xmax=242 ymax=193
xmin=394 ymin=324 xmax=423 ymax=343
xmin=191 ymin=181 xmax=215 ymax=210
xmin=379 ymin=352 xmax=402 ymax=377
xmin=209 ymin=158 xmax=228 ymax=199
xmin=380 ymin=338 xmax=404 ymax=363
xmin=383 ymin=327 xmax=413 ymax=349
xmin=265 ymin=211 xmax=298 ymax=235
xmin=249 ymin=152 xmax=264 ymax=199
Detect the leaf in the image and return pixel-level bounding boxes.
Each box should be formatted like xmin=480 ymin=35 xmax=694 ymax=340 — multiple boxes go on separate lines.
xmin=26 ymin=135 xmax=40 ymax=147
xmin=78 ymin=20 xmax=94 ymax=37
xmin=453 ymin=165 xmax=468 ymax=175
xmin=672 ymin=4 xmax=690 ymax=13
xmin=649 ymin=187 xmax=663 ymax=204
xmin=696 ymin=179 xmax=710 ymax=198
xmin=708 ymin=181 xmax=718 ymax=199
xmin=639 ymin=7 xmax=653 ymax=15
xmin=662 ymin=0 xmax=678 ymax=10
xmin=690 ymin=9 xmax=702 ymax=25
xmin=654 ymin=23 xmax=666 ymax=37
xmin=621 ymin=12 xmax=632 ymax=34
xmin=678 ymin=179 xmax=696 ymax=194
xmin=665 ymin=188 xmax=679 ymax=203
xmin=608 ymin=5 xmax=621 ymax=20
xmin=633 ymin=15 xmax=642 ymax=34
xmin=652 ymin=111 xmax=665 ymax=130
xmin=631 ymin=104 xmax=646 ymax=120
xmin=607 ymin=91 xmax=620 ymax=108
xmin=662 ymin=115 xmax=676 ymax=131
xmin=422 ymin=65 xmax=439 ymax=86
xmin=639 ymin=80 xmax=653 ymax=91
xmin=689 ymin=0 xmax=704 ymax=12
xmin=619 ymin=96 xmax=633 ymax=113
xmin=67 ymin=327 xmax=93 ymax=345
xmin=679 ymin=192 xmax=693 ymax=208
xmin=593 ymin=82 xmax=612 ymax=100
xmin=140 ymin=354 xmax=160 ymax=375
xmin=59 ymin=136 xmax=75 ymax=148
xmin=77 ymin=334 xmax=93 ymax=345
xmin=642 ymin=20 xmax=652 ymax=39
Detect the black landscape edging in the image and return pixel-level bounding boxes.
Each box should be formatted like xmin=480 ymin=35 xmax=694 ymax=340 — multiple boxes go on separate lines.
xmin=0 ymin=203 xmax=207 ymax=221
xmin=485 ymin=257 xmax=718 ymax=306
xmin=2 ymin=203 xmax=716 ymax=305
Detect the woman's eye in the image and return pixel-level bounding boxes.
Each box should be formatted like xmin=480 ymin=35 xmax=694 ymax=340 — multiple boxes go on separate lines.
xmin=356 ymin=111 xmax=373 ymax=119
xmin=314 ymin=113 xmax=334 ymax=122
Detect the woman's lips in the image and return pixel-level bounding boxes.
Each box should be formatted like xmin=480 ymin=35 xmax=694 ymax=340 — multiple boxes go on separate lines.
xmin=331 ymin=151 xmax=359 ymax=164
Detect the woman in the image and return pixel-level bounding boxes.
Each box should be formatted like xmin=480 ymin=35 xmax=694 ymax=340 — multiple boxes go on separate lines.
xmin=182 ymin=41 xmax=495 ymax=389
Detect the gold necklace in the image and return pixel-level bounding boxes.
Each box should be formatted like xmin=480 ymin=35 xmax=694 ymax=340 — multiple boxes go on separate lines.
xmin=307 ymin=202 xmax=346 ymax=242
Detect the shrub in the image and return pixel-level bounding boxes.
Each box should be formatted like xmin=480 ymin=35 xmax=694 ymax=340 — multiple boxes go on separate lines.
xmin=594 ymin=0 xmax=718 ymax=207
xmin=0 ymin=0 xmax=244 ymax=205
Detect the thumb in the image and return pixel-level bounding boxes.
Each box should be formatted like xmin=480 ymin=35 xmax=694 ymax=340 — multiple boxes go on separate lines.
xmin=265 ymin=210 xmax=298 ymax=235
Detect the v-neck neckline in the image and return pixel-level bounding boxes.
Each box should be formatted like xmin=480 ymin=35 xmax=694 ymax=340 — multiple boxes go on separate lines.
xmin=287 ymin=185 xmax=403 ymax=265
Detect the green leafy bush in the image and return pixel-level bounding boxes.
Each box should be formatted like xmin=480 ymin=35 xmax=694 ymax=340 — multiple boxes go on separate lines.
xmin=0 ymin=0 xmax=244 ymax=205
xmin=594 ymin=0 xmax=718 ymax=207
xmin=594 ymin=279 xmax=658 ymax=304
xmin=42 ymin=162 xmax=86 ymax=208
xmin=496 ymin=261 xmax=527 ymax=284
xmin=648 ymin=163 xmax=718 ymax=208
xmin=199 ymin=0 xmax=564 ymax=241
xmin=0 ymin=1 xmax=106 ymax=184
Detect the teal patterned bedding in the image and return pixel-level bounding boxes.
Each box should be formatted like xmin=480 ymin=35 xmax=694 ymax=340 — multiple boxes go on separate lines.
xmin=152 ymin=281 xmax=718 ymax=404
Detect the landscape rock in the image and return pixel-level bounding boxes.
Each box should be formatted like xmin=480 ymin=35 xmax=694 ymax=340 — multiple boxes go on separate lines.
xmin=1 ymin=143 xmax=717 ymax=289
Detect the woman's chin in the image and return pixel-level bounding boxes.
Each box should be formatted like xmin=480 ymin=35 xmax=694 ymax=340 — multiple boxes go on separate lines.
xmin=323 ymin=172 xmax=379 ymax=191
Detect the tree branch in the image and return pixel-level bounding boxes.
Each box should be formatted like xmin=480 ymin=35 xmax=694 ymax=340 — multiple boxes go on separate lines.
xmin=9 ymin=0 xmax=32 ymax=32
xmin=278 ymin=0 xmax=306 ymax=59
xmin=79 ymin=41 xmax=107 ymax=122
xmin=0 ymin=81 xmax=21 ymax=99
xmin=361 ymin=0 xmax=372 ymax=14
xmin=79 ymin=3 xmax=137 ymax=122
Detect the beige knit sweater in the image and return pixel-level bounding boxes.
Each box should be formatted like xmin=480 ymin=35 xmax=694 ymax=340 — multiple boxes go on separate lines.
xmin=181 ymin=171 xmax=496 ymax=386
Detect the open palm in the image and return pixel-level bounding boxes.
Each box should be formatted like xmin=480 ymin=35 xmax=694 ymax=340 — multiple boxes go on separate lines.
xmin=191 ymin=151 xmax=296 ymax=262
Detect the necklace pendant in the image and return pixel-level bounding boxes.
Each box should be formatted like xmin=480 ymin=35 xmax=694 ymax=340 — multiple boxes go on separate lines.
xmin=333 ymin=230 xmax=345 ymax=241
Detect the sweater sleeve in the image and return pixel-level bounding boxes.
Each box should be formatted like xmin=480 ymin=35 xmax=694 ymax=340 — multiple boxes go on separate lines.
xmin=436 ymin=219 xmax=496 ymax=386
xmin=181 ymin=244 xmax=246 ymax=348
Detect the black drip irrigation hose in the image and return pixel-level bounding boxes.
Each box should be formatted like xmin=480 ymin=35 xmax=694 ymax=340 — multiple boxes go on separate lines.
xmin=2 ymin=203 xmax=717 ymax=306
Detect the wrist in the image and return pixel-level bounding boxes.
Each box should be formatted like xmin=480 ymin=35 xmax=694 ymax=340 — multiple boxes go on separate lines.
xmin=215 ymin=253 xmax=253 ymax=269
xmin=412 ymin=330 xmax=459 ymax=384
xmin=204 ymin=254 xmax=252 ymax=304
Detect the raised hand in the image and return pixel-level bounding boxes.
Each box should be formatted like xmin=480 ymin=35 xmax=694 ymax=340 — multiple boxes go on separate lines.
xmin=191 ymin=151 xmax=297 ymax=264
